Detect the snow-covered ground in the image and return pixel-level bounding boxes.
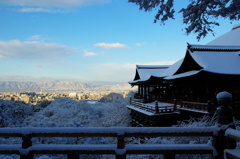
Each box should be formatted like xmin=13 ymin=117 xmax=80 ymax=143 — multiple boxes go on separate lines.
xmin=0 ymin=92 xmax=238 ymax=159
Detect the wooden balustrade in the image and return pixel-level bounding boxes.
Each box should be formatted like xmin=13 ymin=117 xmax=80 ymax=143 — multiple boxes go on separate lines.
xmin=0 ymin=126 xmax=237 ymax=159
xmin=130 ymin=99 xmax=176 ymax=114
xmin=180 ymin=101 xmax=213 ymax=113
xmin=130 ymin=98 xmax=213 ymax=114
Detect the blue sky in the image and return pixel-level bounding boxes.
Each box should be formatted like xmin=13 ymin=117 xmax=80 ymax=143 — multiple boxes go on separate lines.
xmin=0 ymin=0 xmax=237 ymax=83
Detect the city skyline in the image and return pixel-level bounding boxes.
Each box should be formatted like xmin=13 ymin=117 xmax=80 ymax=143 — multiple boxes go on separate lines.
xmin=0 ymin=0 xmax=236 ymax=83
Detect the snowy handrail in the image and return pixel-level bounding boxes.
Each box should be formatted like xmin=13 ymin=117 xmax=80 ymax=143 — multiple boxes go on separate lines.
xmin=224 ymin=128 xmax=240 ymax=159
xmin=0 ymin=126 xmax=233 ymax=159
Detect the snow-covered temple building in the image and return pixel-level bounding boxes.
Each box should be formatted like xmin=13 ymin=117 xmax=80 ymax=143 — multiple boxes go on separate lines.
xmin=129 ymin=24 xmax=240 ymax=117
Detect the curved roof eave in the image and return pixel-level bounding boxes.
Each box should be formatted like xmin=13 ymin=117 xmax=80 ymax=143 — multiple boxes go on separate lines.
xmin=128 ymin=75 xmax=164 ymax=85
xmin=163 ymin=70 xmax=202 ymax=80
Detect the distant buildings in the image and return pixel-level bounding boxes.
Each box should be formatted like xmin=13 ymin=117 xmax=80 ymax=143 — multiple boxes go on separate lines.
xmin=0 ymin=91 xmax=130 ymax=105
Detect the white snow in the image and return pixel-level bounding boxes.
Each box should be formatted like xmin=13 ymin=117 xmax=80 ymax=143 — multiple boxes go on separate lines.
xmin=208 ymin=24 xmax=240 ymax=46
xmin=0 ymin=96 xmax=236 ymax=159
xmin=23 ymin=97 xmax=131 ymax=128
xmin=163 ymin=70 xmax=200 ymax=80
xmin=216 ymin=91 xmax=232 ymax=99
xmin=130 ymin=25 xmax=240 ymax=83
xmin=129 ymin=65 xmax=170 ymax=84
xmin=225 ymin=128 xmax=240 ymax=140
xmin=190 ymin=50 xmax=240 ymax=75
xmin=224 ymin=149 xmax=240 ymax=159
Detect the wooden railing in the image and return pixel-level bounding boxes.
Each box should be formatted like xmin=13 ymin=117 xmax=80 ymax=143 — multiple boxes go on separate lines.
xmin=130 ymin=98 xmax=215 ymax=114
xmin=180 ymin=101 xmax=213 ymax=113
xmin=0 ymin=126 xmax=238 ymax=159
xmin=224 ymin=128 xmax=240 ymax=159
xmin=130 ymin=99 xmax=176 ymax=114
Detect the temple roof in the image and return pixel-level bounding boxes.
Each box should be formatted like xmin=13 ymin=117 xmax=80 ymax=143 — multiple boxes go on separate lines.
xmin=129 ymin=65 xmax=169 ymax=84
xmin=164 ymin=44 xmax=240 ymax=80
xmin=207 ymin=24 xmax=240 ymax=46
xmin=129 ymin=24 xmax=240 ymax=84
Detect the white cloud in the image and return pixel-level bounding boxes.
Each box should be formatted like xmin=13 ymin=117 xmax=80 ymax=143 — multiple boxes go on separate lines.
xmin=0 ymin=75 xmax=56 ymax=82
xmin=143 ymin=61 xmax=176 ymax=65
xmin=93 ymin=42 xmax=128 ymax=49
xmin=92 ymin=61 xmax=176 ymax=82
xmin=134 ymin=42 xmax=146 ymax=47
xmin=83 ymin=51 xmax=98 ymax=57
xmin=0 ymin=40 xmax=72 ymax=60
xmin=1 ymin=0 xmax=110 ymax=8
xmin=18 ymin=7 xmax=58 ymax=13
xmin=27 ymin=35 xmax=44 ymax=41
xmin=93 ymin=63 xmax=135 ymax=82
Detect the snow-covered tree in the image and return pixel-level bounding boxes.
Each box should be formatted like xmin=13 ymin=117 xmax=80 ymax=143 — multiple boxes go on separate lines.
xmin=99 ymin=92 xmax=123 ymax=102
xmin=0 ymin=100 xmax=33 ymax=127
xmin=128 ymin=0 xmax=240 ymax=40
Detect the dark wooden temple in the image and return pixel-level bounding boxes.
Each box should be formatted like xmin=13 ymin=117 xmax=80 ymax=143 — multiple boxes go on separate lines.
xmin=128 ymin=25 xmax=240 ymax=124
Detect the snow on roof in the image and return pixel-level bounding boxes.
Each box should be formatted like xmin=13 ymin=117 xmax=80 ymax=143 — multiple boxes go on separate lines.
xmin=207 ymin=24 xmax=240 ymax=46
xmin=130 ymin=25 xmax=240 ymax=83
xmin=129 ymin=65 xmax=170 ymax=84
xmin=163 ymin=70 xmax=201 ymax=80
xmin=161 ymin=59 xmax=184 ymax=77
xmin=189 ymin=49 xmax=240 ymax=75
xmin=137 ymin=65 xmax=170 ymax=69
xmin=190 ymin=44 xmax=240 ymax=51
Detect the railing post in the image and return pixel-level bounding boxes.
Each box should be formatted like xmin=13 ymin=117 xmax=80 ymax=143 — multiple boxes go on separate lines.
xmin=155 ymin=100 xmax=159 ymax=114
xmin=116 ymin=135 xmax=126 ymax=159
xmin=214 ymin=91 xmax=236 ymax=159
xmin=21 ymin=134 xmax=33 ymax=159
xmin=207 ymin=100 xmax=211 ymax=112
xmin=225 ymin=128 xmax=237 ymax=150
xmin=213 ymin=127 xmax=226 ymax=159
xmin=163 ymin=154 xmax=175 ymax=159
xmin=67 ymin=154 xmax=79 ymax=159
xmin=173 ymin=99 xmax=177 ymax=111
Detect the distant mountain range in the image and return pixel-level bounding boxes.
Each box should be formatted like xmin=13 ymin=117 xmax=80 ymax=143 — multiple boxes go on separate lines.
xmin=0 ymin=81 xmax=136 ymax=92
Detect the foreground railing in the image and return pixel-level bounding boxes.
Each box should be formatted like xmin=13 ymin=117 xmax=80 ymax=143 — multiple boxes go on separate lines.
xmin=224 ymin=128 xmax=240 ymax=159
xmin=0 ymin=126 xmax=239 ymax=159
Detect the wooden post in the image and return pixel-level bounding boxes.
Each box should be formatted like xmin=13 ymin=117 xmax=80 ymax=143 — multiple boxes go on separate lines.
xmin=155 ymin=100 xmax=159 ymax=114
xmin=139 ymin=85 xmax=141 ymax=97
xmin=67 ymin=154 xmax=79 ymax=159
xmin=207 ymin=100 xmax=211 ymax=112
xmin=144 ymin=85 xmax=147 ymax=102
xmin=225 ymin=128 xmax=237 ymax=149
xmin=213 ymin=127 xmax=227 ymax=159
xmin=163 ymin=154 xmax=175 ymax=159
xmin=21 ymin=134 xmax=33 ymax=159
xmin=116 ymin=135 xmax=126 ymax=159
xmin=174 ymin=99 xmax=177 ymax=111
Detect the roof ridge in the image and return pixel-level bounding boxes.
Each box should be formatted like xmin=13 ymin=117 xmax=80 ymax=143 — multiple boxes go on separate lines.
xmin=188 ymin=44 xmax=240 ymax=51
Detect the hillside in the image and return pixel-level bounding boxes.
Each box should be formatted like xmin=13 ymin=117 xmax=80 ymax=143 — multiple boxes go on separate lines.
xmin=0 ymin=81 xmax=135 ymax=92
